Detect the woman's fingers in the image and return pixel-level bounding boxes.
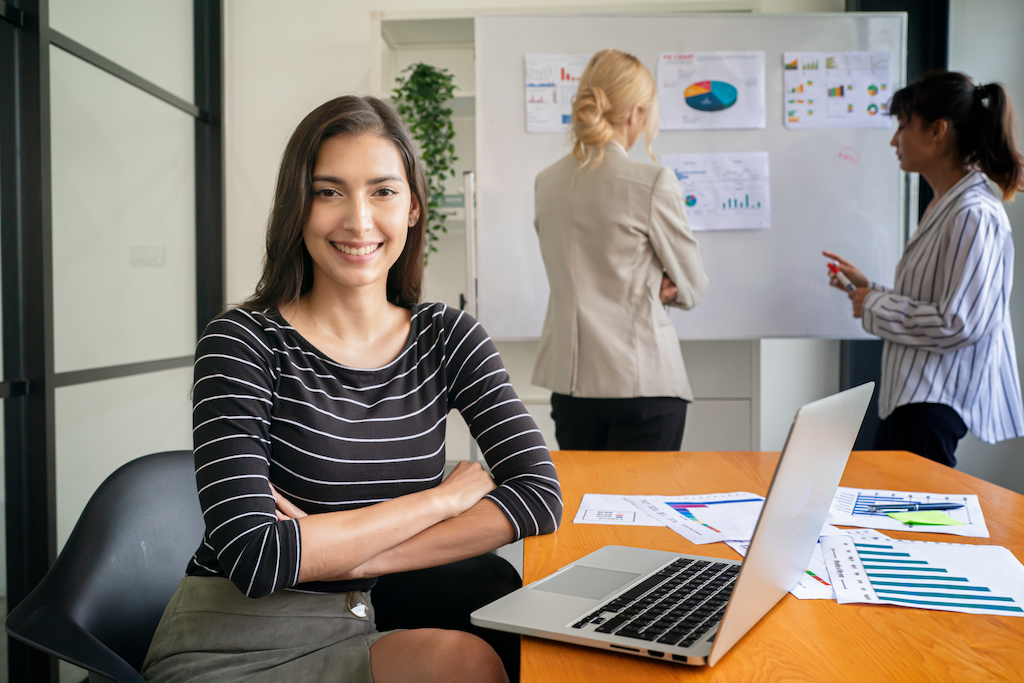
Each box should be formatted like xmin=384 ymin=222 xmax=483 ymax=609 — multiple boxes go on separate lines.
xmin=270 ymin=483 xmax=308 ymax=519
xmin=660 ymin=275 xmax=677 ymax=304
xmin=822 ymin=250 xmax=851 ymax=266
xmin=437 ymin=461 xmax=497 ymax=517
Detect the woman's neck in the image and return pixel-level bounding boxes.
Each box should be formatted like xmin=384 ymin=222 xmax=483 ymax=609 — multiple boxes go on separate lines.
xmin=281 ymin=281 xmax=412 ymax=370
xmin=920 ymin=155 xmax=971 ymax=201
xmin=297 ymin=281 xmax=391 ymax=346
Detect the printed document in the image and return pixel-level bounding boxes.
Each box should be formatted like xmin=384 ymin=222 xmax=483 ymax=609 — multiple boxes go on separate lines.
xmin=827 ymin=487 xmax=989 ymax=538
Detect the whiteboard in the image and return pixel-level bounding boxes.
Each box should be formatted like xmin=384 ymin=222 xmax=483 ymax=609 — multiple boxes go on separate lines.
xmin=474 ymin=13 xmax=907 ymax=340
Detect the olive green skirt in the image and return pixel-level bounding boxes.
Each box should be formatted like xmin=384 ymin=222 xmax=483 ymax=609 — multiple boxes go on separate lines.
xmin=142 ymin=576 xmax=392 ymax=683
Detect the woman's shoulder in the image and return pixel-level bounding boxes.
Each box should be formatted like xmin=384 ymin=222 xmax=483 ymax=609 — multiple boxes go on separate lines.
xmin=415 ymin=302 xmax=488 ymax=346
xmin=948 ymin=175 xmax=1010 ymax=228
xmin=536 ymin=153 xmax=579 ymax=184
xmin=199 ymin=306 xmax=288 ymax=358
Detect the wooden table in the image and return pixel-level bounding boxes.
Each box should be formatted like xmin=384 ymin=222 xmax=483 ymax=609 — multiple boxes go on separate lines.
xmin=521 ymin=451 xmax=1024 ymax=683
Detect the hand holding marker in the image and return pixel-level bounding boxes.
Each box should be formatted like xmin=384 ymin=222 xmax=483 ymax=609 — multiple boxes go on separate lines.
xmin=828 ymin=262 xmax=856 ymax=292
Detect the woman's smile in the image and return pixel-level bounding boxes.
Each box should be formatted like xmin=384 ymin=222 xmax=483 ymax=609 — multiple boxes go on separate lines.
xmin=331 ymin=241 xmax=384 ymax=257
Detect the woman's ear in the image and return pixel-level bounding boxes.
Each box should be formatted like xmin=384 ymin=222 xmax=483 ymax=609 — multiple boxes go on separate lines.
xmin=630 ymin=103 xmax=646 ymax=126
xmin=408 ymin=194 xmax=420 ymax=227
xmin=928 ymin=118 xmax=950 ymax=145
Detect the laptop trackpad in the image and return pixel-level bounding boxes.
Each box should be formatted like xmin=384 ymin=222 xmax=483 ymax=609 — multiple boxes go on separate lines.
xmin=531 ymin=565 xmax=640 ymax=600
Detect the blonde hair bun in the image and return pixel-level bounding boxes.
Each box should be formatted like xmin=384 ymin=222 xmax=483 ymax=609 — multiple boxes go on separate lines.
xmin=571 ymin=49 xmax=659 ymax=168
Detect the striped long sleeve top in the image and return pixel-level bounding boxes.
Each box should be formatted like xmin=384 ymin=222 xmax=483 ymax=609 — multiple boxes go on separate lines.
xmin=861 ymin=170 xmax=1024 ymax=444
xmin=188 ymin=303 xmax=562 ymax=598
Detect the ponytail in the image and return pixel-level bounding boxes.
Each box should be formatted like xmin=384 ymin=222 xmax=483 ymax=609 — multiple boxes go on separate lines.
xmin=972 ymin=83 xmax=1024 ymax=201
xmin=570 ymin=49 xmax=659 ymax=169
xmin=890 ymin=70 xmax=1024 ymax=200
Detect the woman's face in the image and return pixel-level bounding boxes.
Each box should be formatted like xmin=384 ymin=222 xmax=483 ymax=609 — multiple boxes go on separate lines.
xmin=304 ymin=133 xmax=419 ymax=298
xmin=890 ymin=114 xmax=946 ymax=174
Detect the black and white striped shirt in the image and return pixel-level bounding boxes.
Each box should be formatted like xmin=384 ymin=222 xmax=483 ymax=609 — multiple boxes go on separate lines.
xmin=188 ymin=303 xmax=562 ymax=598
xmin=862 ymin=170 xmax=1024 ymax=444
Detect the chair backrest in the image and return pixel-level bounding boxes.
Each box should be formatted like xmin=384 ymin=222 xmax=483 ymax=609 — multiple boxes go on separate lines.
xmin=6 ymin=450 xmax=204 ymax=679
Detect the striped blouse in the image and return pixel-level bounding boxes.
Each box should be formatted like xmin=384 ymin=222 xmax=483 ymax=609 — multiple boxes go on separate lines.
xmin=862 ymin=170 xmax=1024 ymax=444
xmin=188 ymin=303 xmax=562 ymax=598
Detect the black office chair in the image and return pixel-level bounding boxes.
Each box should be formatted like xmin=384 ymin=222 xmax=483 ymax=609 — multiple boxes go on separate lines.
xmin=6 ymin=450 xmax=204 ymax=683
xmin=6 ymin=450 xmax=523 ymax=682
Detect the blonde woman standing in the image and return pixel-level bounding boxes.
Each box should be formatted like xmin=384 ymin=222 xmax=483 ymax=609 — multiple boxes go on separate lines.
xmin=532 ymin=49 xmax=709 ymax=451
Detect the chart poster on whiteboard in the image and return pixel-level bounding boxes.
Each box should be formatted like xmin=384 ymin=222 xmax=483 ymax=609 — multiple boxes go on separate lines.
xmin=524 ymin=53 xmax=591 ymax=133
xmin=657 ymin=52 xmax=765 ymax=130
xmin=783 ymin=51 xmax=894 ymax=129
xmin=660 ymin=151 xmax=771 ymax=231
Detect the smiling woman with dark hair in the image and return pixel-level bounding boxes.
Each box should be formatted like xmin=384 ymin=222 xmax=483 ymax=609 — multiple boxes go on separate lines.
xmin=825 ymin=70 xmax=1024 ymax=468
xmin=141 ymin=96 xmax=561 ymax=683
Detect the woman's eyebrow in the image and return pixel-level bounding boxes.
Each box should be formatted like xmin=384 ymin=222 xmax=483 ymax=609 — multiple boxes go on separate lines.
xmin=312 ymin=174 xmax=347 ymax=185
xmin=367 ymin=174 xmax=404 ymax=185
xmin=311 ymin=174 xmax=404 ymax=185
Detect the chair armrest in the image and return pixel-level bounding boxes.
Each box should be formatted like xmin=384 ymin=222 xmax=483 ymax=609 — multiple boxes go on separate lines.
xmin=6 ymin=604 xmax=145 ymax=683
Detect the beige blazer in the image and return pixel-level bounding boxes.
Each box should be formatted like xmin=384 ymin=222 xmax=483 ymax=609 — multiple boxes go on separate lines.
xmin=531 ymin=141 xmax=709 ymax=400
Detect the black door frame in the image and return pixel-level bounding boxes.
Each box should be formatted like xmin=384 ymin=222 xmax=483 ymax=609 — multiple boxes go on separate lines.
xmin=0 ymin=2 xmax=223 ymax=681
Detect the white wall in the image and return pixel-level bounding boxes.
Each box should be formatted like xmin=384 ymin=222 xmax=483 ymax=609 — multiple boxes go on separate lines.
xmin=759 ymin=339 xmax=840 ymax=450
xmin=948 ymin=0 xmax=1024 ymax=493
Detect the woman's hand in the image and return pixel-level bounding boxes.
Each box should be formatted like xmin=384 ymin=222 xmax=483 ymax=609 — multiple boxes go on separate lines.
xmin=850 ymin=287 xmax=870 ymax=319
xmin=433 ymin=461 xmax=497 ymax=519
xmin=822 ymin=250 xmax=869 ymax=290
xmin=660 ymin=275 xmax=678 ymax=305
xmin=271 ymin=484 xmax=308 ymax=522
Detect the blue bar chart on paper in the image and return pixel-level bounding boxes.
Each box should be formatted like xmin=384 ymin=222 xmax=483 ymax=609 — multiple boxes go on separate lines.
xmin=827 ymin=487 xmax=989 ymax=537
xmin=821 ymin=535 xmax=1024 ymax=617
xmin=626 ymin=492 xmax=765 ymax=544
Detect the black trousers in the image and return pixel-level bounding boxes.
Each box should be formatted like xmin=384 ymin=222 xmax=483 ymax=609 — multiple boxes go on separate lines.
xmin=550 ymin=393 xmax=688 ymax=451
xmin=874 ymin=402 xmax=968 ymax=468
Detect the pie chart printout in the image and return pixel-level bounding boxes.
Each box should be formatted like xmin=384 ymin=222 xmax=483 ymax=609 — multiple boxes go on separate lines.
xmin=684 ymin=80 xmax=738 ymax=112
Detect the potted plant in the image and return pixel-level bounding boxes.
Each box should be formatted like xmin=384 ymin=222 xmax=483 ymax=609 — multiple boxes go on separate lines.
xmin=392 ymin=63 xmax=459 ymax=264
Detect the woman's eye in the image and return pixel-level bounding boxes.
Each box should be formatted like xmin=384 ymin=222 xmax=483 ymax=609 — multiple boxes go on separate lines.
xmin=375 ymin=188 xmax=397 ymax=197
xmin=316 ymin=188 xmax=340 ymax=197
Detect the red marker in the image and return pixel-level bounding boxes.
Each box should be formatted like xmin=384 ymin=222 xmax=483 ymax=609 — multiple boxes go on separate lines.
xmin=828 ymin=262 xmax=856 ymax=292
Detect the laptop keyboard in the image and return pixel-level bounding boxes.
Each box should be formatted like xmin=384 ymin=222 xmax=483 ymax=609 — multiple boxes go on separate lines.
xmin=570 ymin=558 xmax=739 ymax=648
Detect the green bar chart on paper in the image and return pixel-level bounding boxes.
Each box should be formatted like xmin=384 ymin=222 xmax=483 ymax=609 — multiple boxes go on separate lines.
xmin=820 ymin=535 xmax=1024 ymax=617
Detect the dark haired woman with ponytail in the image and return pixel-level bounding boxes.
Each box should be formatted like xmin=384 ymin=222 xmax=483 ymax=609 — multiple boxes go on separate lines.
xmin=825 ymin=70 xmax=1024 ymax=467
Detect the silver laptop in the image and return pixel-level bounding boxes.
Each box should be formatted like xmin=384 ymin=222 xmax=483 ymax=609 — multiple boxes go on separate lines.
xmin=471 ymin=383 xmax=873 ymax=667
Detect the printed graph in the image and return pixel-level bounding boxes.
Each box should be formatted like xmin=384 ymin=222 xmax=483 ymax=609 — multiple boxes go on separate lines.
xmin=665 ymin=497 xmax=762 ymax=535
xmin=823 ymin=537 xmax=1024 ymax=616
xmin=828 ymin=487 xmax=989 ymax=538
xmin=845 ymin=490 xmax=975 ymax=523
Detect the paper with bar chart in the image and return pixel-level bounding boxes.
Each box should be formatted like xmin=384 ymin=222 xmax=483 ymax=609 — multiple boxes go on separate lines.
xmin=658 ymin=51 xmax=765 ymax=130
xmin=626 ymin=491 xmax=765 ymax=544
xmin=660 ymin=151 xmax=770 ymax=231
xmin=727 ymin=528 xmax=889 ymax=600
xmin=783 ymin=51 xmax=893 ymax=129
xmin=524 ymin=53 xmax=591 ymax=133
xmin=821 ymin=535 xmax=1024 ymax=617
xmin=827 ymin=487 xmax=989 ymax=538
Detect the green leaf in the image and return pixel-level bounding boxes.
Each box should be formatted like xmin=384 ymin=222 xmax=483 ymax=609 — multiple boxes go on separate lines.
xmin=392 ymin=62 xmax=460 ymax=267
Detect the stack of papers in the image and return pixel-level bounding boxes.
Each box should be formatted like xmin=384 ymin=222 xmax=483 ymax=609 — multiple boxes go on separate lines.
xmin=572 ymin=488 xmax=1024 ymax=614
